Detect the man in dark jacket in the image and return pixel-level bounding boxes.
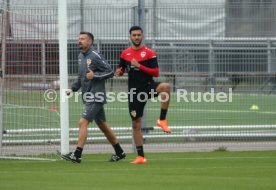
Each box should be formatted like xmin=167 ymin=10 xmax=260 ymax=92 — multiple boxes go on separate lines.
xmin=61 ymin=32 xmax=125 ymax=163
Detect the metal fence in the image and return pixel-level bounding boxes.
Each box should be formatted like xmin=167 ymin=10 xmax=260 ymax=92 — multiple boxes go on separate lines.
xmin=1 ymin=1 xmax=276 ymax=159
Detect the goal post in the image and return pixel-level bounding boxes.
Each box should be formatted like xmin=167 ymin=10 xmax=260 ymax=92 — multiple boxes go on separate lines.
xmin=58 ymin=0 xmax=69 ymax=156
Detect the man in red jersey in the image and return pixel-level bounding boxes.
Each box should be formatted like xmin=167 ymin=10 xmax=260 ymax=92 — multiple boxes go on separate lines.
xmin=115 ymin=26 xmax=171 ymax=164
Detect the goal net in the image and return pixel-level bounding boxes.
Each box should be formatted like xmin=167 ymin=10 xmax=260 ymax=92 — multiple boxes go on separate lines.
xmin=1 ymin=1 xmax=276 ymax=161
xmin=0 ymin=2 xmax=60 ymax=160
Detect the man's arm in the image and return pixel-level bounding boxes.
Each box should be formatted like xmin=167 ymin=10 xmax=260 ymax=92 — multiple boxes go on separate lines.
xmin=131 ymin=58 xmax=159 ymax=77
xmin=139 ymin=64 xmax=159 ymax=77
xmin=115 ymin=57 xmax=127 ymax=76
xmin=91 ymin=55 xmax=114 ymax=80
xmin=71 ymin=67 xmax=82 ymax=92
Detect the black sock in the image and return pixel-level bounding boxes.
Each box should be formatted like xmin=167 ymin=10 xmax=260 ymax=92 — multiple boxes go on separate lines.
xmin=136 ymin=146 xmax=144 ymax=157
xmin=113 ymin=143 xmax=124 ymax=155
xmin=159 ymin=109 xmax=168 ymax=120
xmin=74 ymin=147 xmax=83 ymax=158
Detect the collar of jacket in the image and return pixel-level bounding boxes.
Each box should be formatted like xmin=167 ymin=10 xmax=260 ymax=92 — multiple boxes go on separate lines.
xmin=82 ymin=46 xmax=94 ymax=56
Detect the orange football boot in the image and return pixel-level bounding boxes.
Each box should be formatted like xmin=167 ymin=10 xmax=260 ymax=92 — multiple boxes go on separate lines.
xmin=156 ymin=119 xmax=171 ymax=133
xmin=130 ymin=156 xmax=147 ymax=164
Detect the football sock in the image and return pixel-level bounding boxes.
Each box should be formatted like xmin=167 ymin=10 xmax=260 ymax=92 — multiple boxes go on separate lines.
xmin=136 ymin=146 xmax=144 ymax=157
xmin=113 ymin=143 xmax=124 ymax=155
xmin=159 ymin=108 xmax=168 ymax=120
xmin=74 ymin=147 xmax=83 ymax=158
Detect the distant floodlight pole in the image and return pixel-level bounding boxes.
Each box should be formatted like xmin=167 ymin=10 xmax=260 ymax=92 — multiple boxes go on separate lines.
xmin=80 ymin=0 xmax=84 ymax=31
xmin=138 ymin=0 xmax=145 ymax=35
xmin=58 ymin=0 xmax=69 ymax=155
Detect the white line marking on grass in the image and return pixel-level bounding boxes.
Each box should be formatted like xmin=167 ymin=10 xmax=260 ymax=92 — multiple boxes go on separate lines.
xmin=8 ymin=155 xmax=274 ymax=164
xmin=4 ymin=104 xmax=61 ymax=117
xmin=5 ymin=104 xmax=49 ymax=110
xmin=84 ymin=156 xmax=276 ymax=162
xmin=5 ymin=103 xmax=276 ymax=115
xmin=145 ymin=156 xmax=276 ymax=161
xmin=0 ymin=165 xmax=275 ymax=174
xmin=104 ymin=107 xmax=276 ymax=115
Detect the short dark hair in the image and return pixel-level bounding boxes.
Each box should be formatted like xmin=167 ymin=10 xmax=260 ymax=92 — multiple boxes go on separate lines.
xmin=129 ymin=26 xmax=143 ymax=35
xmin=79 ymin=31 xmax=94 ymax=43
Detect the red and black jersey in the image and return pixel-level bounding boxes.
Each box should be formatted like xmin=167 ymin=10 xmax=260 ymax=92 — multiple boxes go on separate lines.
xmin=119 ymin=45 xmax=159 ymax=91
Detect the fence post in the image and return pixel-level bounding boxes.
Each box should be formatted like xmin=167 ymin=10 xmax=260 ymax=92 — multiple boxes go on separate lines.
xmin=208 ymin=40 xmax=215 ymax=91
xmin=267 ymin=40 xmax=271 ymax=74
xmin=41 ymin=39 xmax=46 ymax=83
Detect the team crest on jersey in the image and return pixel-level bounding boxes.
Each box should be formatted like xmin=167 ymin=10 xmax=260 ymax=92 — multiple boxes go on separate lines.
xmin=86 ymin=59 xmax=92 ymax=65
xmin=140 ymin=51 xmax=146 ymax=58
xmin=130 ymin=110 xmax=136 ymax=118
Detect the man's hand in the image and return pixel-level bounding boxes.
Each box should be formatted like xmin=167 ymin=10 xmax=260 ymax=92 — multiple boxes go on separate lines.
xmin=131 ymin=59 xmax=140 ymax=68
xmin=86 ymin=69 xmax=94 ymax=80
xmin=65 ymin=89 xmax=72 ymax=96
xmin=115 ymin=67 xmax=124 ymax=76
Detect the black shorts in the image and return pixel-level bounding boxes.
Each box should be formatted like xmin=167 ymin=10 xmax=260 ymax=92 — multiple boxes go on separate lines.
xmin=128 ymin=82 xmax=160 ymax=121
xmin=82 ymin=103 xmax=106 ymax=125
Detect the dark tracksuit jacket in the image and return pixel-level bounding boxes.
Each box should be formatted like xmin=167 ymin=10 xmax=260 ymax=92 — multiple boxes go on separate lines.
xmin=71 ymin=46 xmax=113 ymax=104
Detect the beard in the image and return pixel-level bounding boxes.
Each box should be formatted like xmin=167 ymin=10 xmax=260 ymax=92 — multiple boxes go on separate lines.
xmin=79 ymin=43 xmax=84 ymax=50
xmin=132 ymin=40 xmax=142 ymax=47
xmin=79 ymin=44 xmax=88 ymax=51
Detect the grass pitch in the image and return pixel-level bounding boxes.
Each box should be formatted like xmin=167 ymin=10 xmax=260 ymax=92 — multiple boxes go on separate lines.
xmin=0 ymin=151 xmax=276 ymax=190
